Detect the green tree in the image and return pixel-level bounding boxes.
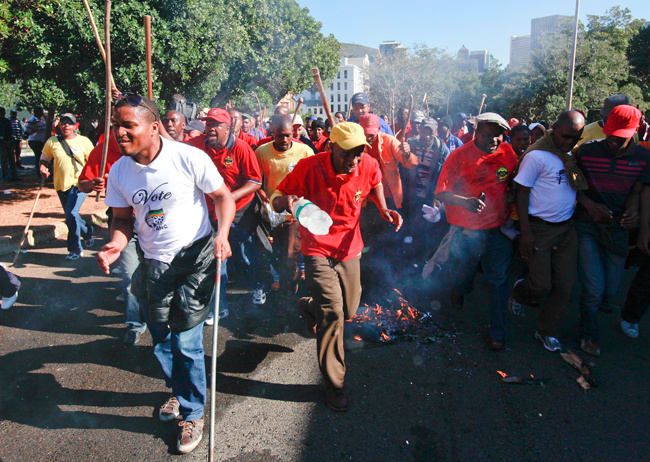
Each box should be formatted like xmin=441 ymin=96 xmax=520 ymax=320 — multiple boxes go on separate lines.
xmin=627 ymin=26 xmax=650 ymax=98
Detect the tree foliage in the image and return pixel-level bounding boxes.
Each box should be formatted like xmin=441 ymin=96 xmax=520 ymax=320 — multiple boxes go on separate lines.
xmin=0 ymin=0 xmax=339 ymax=116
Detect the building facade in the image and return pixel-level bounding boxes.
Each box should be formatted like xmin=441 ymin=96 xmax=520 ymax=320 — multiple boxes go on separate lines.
xmin=509 ymin=35 xmax=531 ymax=71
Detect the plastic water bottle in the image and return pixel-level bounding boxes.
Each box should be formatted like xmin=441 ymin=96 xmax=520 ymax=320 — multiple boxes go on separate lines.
xmin=291 ymin=199 xmax=333 ymax=235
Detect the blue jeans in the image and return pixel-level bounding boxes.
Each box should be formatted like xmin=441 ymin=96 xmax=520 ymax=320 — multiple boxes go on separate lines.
xmin=57 ymin=186 xmax=93 ymax=254
xmin=576 ymin=221 xmax=627 ymax=342
xmin=207 ymin=258 xmax=228 ymax=319
xmin=443 ymin=226 xmax=512 ymax=341
xmin=118 ymin=236 xmax=147 ymax=333
xmin=229 ymin=222 xmax=265 ymax=288
xmin=147 ymin=320 xmax=206 ymax=421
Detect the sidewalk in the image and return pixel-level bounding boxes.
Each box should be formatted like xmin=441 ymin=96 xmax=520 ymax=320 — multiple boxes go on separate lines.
xmin=0 ymin=147 xmax=108 ymax=258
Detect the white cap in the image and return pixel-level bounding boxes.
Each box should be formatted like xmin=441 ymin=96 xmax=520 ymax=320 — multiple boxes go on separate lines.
xmin=292 ymin=114 xmax=303 ymax=126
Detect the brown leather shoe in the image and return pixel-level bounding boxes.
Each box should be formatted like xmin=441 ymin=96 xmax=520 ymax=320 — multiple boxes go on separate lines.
xmin=298 ymin=297 xmax=317 ymax=337
xmin=177 ymin=418 xmax=204 ymax=454
xmin=580 ymin=338 xmax=601 ymax=357
xmin=324 ymin=383 xmax=349 ymax=412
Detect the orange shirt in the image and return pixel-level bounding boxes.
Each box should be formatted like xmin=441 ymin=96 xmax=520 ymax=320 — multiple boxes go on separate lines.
xmin=435 ymin=141 xmax=517 ymax=230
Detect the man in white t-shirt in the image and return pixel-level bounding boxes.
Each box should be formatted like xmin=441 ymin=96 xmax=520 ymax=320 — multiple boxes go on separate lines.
xmin=96 ymin=93 xmax=235 ymax=454
xmin=509 ymin=111 xmax=585 ymax=352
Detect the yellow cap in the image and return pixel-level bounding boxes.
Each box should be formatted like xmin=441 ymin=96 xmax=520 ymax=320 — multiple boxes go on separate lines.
xmin=329 ymin=122 xmax=371 ymax=150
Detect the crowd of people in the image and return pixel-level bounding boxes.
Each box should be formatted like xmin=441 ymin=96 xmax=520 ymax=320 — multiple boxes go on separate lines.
xmin=2 ymin=89 xmax=650 ymax=454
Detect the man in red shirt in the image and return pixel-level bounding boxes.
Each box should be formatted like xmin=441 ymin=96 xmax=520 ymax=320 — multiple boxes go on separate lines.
xmin=187 ymin=108 xmax=267 ymax=308
xmin=309 ymin=119 xmax=329 ymax=153
xmin=273 ymin=122 xmax=402 ymax=412
xmin=229 ymin=109 xmax=257 ymax=149
xmin=424 ymin=112 xmax=518 ymax=351
xmin=163 ymin=110 xmax=190 ymax=142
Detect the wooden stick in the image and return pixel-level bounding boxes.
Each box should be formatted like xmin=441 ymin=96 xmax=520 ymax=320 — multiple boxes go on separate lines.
xmin=144 ymin=15 xmax=152 ymax=100
xmin=12 ymin=177 xmax=46 ymax=265
xmin=81 ymin=0 xmax=115 ymax=90
xmin=253 ymin=93 xmax=262 ymax=114
xmin=208 ymin=258 xmax=223 ymax=462
xmin=478 ymin=94 xmax=487 ymax=115
xmin=399 ymin=95 xmax=413 ymax=142
xmin=312 ymin=68 xmax=334 ymax=127
xmin=260 ymin=106 xmax=266 ymax=133
xmin=390 ymin=91 xmax=395 ymax=131
xmin=96 ymin=0 xmax=112 ymax=202
xmin=292 ymin=98 xmax=304 ymax=125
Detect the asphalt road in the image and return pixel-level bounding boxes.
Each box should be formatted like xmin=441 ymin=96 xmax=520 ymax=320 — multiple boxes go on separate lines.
xmin=1 ymin=228 xmax=649 ymax=461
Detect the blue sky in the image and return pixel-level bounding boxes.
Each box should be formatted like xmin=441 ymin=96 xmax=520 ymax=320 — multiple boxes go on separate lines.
xmin=296 ymin=1 xmax=648 ymax=66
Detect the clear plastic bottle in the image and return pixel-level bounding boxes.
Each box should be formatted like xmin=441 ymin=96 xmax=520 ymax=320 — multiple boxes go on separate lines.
xmin=291 ymin=198 xmax=333 ymax=235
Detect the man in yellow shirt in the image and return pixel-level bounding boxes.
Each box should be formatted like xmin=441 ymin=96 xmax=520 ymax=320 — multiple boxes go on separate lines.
xmin=575 ymin=94 xmax=636 ymax=148
xmin=40 ymin=113 xmax=95 ymax=260
xmin=256 ymin=115 xmax=313 ymax=311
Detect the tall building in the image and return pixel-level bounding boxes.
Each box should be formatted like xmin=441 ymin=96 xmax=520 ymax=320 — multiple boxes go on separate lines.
xmin=509 ymin=35 xmax=531 ymax=70
xmin=297 ymin=56 xmax=369 ymax=118
xmin=531 ymin=15 xmax=573 ymax=49
xmin=470 ymin=50 xmax=489 ymax=73
xmin=379 ymin=41 xmax=408 ymax=57
xmin=456 ymin=46 xmax=490 ymax=74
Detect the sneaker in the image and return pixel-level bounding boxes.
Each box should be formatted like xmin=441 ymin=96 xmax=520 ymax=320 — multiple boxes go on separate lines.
xmin=177 ymin=418 xmax=204 ymax=454
xmin=66 ymin=251 xmax=83 ymax=260
xmin=509 ymin=279 xmax=525 ymax=316
xmin=251 ymin=288 xmax=266 ymax=305
xmin=84 ymin=236 xmax=95 ymax=248
xmin=123 ymin=330 xmax=142 ymax=345
xmin=534 ymin=331 xmax=562 ymax=352
xmin=620 ymin=320 xmax=639 ymax=339
xmin=1 ymin=290 xmax=18 ymax=310
xmin=298 ymin=297 xmax=317 ymax=337
xmin=324 ymin=383 xmax=349 ymax=412
xmin=159 ymin=395 xmax=181 ymax=422
xmin=204 ymin=316 xmax=214 ymax=326
xmin=580 ymin=338 xmax=601 ymax=357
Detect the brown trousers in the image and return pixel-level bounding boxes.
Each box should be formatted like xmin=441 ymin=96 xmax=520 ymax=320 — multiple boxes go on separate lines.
xmin=513 ymin=218 xmax=577 ymax=336
xmin=270 ymin=221 xmax=301 ymax=295
xmin=303 ymin=254 xmax=362 ymax=389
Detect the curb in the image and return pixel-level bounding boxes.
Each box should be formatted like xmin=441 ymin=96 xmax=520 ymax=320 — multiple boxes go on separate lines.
xmin=0 ymin=212 xmax=108 ymax=258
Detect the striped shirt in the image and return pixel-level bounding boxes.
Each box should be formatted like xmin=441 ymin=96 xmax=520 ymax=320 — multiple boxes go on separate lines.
xmin=575 ymin=140 xmax=650 ymax=216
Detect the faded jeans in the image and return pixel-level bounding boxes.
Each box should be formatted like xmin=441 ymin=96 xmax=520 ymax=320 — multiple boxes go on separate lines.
xmin=118 ymin=236 xmax=147 ymax=333
xmin=57 ymin=186 xmax=93 ymax=255
xmin=576 ymin=221 xmax=627 ymax=342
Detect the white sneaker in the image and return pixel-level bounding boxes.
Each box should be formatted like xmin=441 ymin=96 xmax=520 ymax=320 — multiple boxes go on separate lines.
xmin=251 ymin=288 xmax=266 ymax=305
xmin=1 ymin=290 xmax=18 ymax=310
xmin=534 ymin=331 xmax=562 ymax=352
xmin=620 ymin=320 xmax=639 ymax=339
xmin=66 ymin=251 xmax=83 ymax=260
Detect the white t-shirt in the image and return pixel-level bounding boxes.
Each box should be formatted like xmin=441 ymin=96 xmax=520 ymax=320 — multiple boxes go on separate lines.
xmin=514 ymin=149 xmax=576 ymax=223
xmin=106 ymin=137 xmax=224 ymax=263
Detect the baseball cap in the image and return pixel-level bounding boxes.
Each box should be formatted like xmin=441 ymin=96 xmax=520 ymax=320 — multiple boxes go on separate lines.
xmin=351 ymin=92 xmax=370 ymax=106
xmin=602 ymin=105 xmax=641 ymax=138
xmin=508 ymin=117 xmax=520 ymax=128
xmin=292 ymin=114 xmax=303 ymax=126
xmin=184 ymin=119 xmax=205 ymax=133
xmin=242 ymin=113 xmax=251 ymax=120
xmin=601 ymin=94 xmax=630 ymax=119
xmin=411 ymin=110 xmax=425 ymax=124
xmin=421 ymin=118 xmax=438 ymax=132
xmin=453 ymin=112 xmax=470 ymax=122
xmin=359 ymin=114 xmax=380 ymax=135
xmin=528 ymin=122 xmax=546 ymax=132
xmin=329 ymin=122 xmax=370 ymax=150
xmin=59 ymin=113 xmax=76 ymax=124
xmin=202 ymin=108 xmax=231 ymax=125
xmin=439 ymin=115 xmax=453 ymax=128
xmin=473 ymin=112 xmax=510 ymax=132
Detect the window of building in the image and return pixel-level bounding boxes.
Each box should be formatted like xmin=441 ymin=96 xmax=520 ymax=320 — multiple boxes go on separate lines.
xmin=337 ymin=72 xmax=340 ymax=79
xmin=330 ymin=83 xmax=333 ymax=90
xmin=344 ymin=70 xmax=348 ymax=79
xmin=337 ymin=94 xmax=340 ymax=102
xmin=320 ymin=108 xmax=323 ymax=115
xmin=338 ymin=105 xmax=341 ymax=112
xmin=330 ymin=94 xmax=334 ymax=103
xmin=344 ymin=94 xmax=347 ymax=102
xmin=344 ymin=82 xmax=347 ymax=90
xmin=337 ymin=82 xmax=340 ymax=91
xmin=344 ymin=104 xmax=348 ymax=113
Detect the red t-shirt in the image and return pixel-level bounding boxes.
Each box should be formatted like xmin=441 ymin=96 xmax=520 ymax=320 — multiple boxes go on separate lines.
xmin=237 ymin=130 xmax=258 ymax=149
xmin=79 ymin=132 xmax=122 ymax=181
xmin=277 ymin=151 xmax=382 ymax=261
xmin=313 ymin=134 xmax=329 ymax=153
xmin=435 ymin=141 xmax=517 ymax=230
xmin=186 ymin=134 xmax=263 ymax=211
xmin=460 ymin=132 xmax=473 ymax=144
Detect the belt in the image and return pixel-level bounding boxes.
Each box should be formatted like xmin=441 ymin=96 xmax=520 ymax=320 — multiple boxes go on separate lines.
xmin=528 ymin=215 xmax=573 ymax=227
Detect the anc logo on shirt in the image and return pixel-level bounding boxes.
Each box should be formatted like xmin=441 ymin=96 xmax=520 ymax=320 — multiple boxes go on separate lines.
xmin=145 ymin=208 xmax=167 ymax=231
xmin=496 ymin=166 xmax=509 ymax=182
xmin=224 ymin=156 xmax=234 ymax=167
xmin=354 ymin=190 xmax=362 ymax=202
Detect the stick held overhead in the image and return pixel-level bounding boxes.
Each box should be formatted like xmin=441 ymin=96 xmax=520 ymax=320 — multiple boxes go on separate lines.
xmin=97 ymin=0 xmax=112 ymax=203
xmin=82 ymin=0 xmax=115 ymax=90
xmin=312 ymin=68 xmax=334 ymax=127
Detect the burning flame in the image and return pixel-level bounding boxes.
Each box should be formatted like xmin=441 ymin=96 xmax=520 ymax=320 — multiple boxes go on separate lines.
xmin=496 ymin=371 xmax=507 ymax=378
xmin=380 ymin=332 xmax=390 ymax=342
xmin=393 ymin=288 xmax=403 ymax=296
xmin=354 ymin=336 xmax=362 ymax=342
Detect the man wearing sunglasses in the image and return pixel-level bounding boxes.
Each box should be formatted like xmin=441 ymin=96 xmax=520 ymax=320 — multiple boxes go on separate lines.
xmin=40 ymin=113 xmax=95 ymax=260
xmin=97 ymin=93 xmax=236 ymax=454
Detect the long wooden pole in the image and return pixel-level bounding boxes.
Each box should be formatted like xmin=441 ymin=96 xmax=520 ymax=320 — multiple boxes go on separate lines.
xmin=292 ymin=98 xmax=304 ymax=125
xmin=208 ymin=258 xmax=223 ymax=462
xmin=144 ymin=15 xmax=153 ymax=100
xmin=81 ymin=0 xmax=115 ymax=90
xmin=566 ymin=0 xmax=580 ymax=110
xmin=312 ymin=68 xmax=334 ymax=127
xmin=399 ymin=95 xmax=413 ymax=142
xmin=12 ymin=178 xmax=46 ymax=265
xmin=96 ymin=0 xmax=112 ymax=202
xmin=478 ymin=94 xmax=487 ymax=115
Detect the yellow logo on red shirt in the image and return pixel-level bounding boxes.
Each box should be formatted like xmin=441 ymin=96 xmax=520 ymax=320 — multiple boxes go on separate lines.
xmin=354 ymin=190 xmax=362 ymax=202
xmin=224 ymin=156 xmax=234 ymax=167
xmin=496 ymin=166 xmax=509 ymax=182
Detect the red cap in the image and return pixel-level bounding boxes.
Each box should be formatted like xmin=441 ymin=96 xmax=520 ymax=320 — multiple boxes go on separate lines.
xmin=359 ymin=113 xmax=380 ymax=135
xmin=202 ymin=108 xmax=231 ymax=126
xmin=508 ymin=117 xmax=519 ymax=128
xmin=603 ymin=105 xmax=641 ymax=138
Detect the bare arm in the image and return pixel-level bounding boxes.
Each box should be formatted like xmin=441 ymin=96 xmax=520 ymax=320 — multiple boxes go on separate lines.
xmin=436 ymin=191 xmax=485 ymax=213
xmin=206 ymin=183 xmax=236 ymax=261
xmin=621 ymin=181 xmax=642 ymax=229
xmin=367 ymin=182 xmax=403 ymax=231
xmin=577 ymin=191 xmax=613 ymax=223
xmin=96 ymin=207 xmax=134 ymax=274
xmin=231 ymin=180 xmax=261 ymax=203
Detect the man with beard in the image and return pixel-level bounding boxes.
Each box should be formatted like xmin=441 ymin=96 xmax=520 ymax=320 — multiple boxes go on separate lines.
xmin=423 ymin=113 xmax=518 ymax=351
xmin=163 ymin=110 xmax=189 ymax=142
xmin=97 ymin=93 xmax=235 ymax=454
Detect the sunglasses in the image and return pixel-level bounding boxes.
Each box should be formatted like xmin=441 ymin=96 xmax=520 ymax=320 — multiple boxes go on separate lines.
xmin=59 ymin=120 xmax=75 ymax=126
xmin=116 ymin=92 xmax=159 ymax=120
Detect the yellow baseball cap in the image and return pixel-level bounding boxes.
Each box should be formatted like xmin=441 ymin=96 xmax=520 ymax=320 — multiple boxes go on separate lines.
xmin=329 ymin=122 xmax=371 ymax=150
